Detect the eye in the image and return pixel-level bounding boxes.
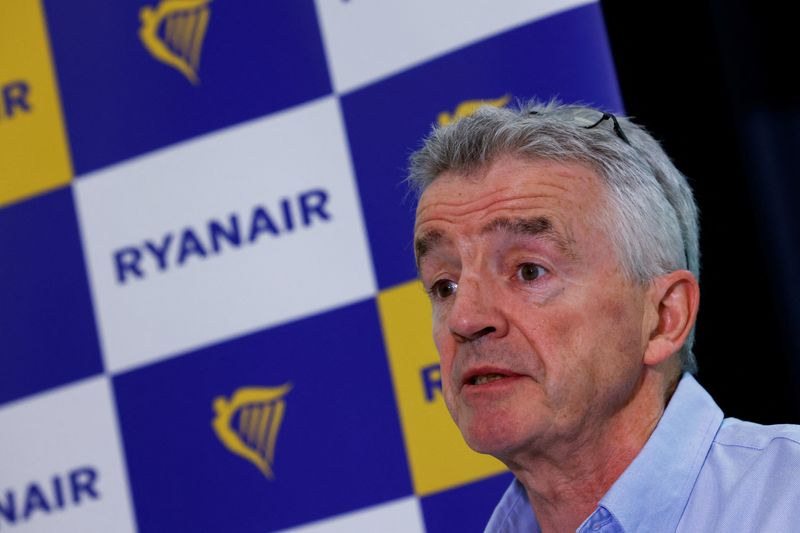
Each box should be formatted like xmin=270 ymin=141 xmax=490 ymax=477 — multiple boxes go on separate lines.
xmin=517 ymin=263 xmax=547 ymax=282
xmin=429 ymin=279 xmax=458 ymax=299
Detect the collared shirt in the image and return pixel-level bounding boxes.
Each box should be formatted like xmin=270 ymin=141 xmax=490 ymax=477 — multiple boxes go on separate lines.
xmin=485 ymin=374 xmax=800 ymax=532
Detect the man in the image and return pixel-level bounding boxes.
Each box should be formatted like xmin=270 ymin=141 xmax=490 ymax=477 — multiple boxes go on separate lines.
xmin=409 ymin=101 xmax=800 ymax=532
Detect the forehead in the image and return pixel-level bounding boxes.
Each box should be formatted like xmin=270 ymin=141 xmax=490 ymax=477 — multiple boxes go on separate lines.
xmin=414 ymin=156 xmax=607 ymax=241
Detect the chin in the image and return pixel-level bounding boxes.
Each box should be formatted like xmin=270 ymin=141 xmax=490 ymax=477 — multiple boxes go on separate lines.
xmin=458 ymin=414 xmax=529 ymax=457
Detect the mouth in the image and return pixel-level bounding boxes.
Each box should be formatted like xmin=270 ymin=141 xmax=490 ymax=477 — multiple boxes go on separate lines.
xmin=463 ymin=368 xmax=521 ymax=388
xmin=470 ymin=373 xmax=507 ymax=385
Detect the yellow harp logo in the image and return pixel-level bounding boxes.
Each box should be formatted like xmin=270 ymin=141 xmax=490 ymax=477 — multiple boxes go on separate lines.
xmin=437 ymin=95 xmax=511 ymax=127
xmin=212 ymin=383 xmax=292 ymax=479
xmin=139 ymin=0 xmax=212 ymax=85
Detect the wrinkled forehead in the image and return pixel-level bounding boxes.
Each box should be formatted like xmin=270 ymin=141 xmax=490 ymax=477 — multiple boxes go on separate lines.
xmin=413 ymin=157 xmax=611 ymax=261
xmin=416 ymin=150 xmax=608 ymax=199
xmin=414 ymin=157 xmax=607 ymax=223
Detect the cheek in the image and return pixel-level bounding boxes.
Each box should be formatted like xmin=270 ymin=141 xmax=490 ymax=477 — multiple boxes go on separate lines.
xmin=432 ymin=325 xmax=455 ymax=386
xmin=431 ymin=314 xmax=449 ymax=357
xmin=526 ymin=298 xmax=629 ymax=384
xmin=519 ymin=304 xmax=584 ymax=362
xmin=553 ymin=292 xmax=645 ymax=383
xmin=431 ymin=324 xmax=463 ymax=417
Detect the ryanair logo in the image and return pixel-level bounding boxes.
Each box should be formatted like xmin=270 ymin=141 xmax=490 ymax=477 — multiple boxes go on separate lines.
xmin=212 ymin=384 xmax=291 ymax=479
xmin=112 ymin=188 xmax=332 ymax=284
xmin=139 ymin=0 xmax=212 ymax=85
xmin=437 ymin=95 xmax=510 ymax=127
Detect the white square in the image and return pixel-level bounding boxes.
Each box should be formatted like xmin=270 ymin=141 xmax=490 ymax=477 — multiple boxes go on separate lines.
xmin=315 ymin=0 xmax=596 ymax=92
xmin=277 ymin=497 xmax=425 ymax=533
xmin=75 ymin=96 xmax=377 ymax=373
xmin=0 ymin=377 xmax=136 ymax=533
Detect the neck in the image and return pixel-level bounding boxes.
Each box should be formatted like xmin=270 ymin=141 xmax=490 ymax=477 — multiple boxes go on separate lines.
xmin=502 ymin=368 xmax=676 ymax=533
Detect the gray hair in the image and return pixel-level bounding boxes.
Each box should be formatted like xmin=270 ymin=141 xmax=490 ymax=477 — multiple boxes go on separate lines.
xmin=408 ymin=100 xmax=700 ymax=374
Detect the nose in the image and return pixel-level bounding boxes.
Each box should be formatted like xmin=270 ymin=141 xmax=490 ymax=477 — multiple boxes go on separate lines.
xmin=447 ymin=276 xmax=508 ymax=343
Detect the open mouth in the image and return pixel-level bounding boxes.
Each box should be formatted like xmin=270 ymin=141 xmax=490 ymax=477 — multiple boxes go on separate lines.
xmin=462 ymin=367 xmax=522 ymax=388
xmin=470 ymin=373 xmax=507 ymax=385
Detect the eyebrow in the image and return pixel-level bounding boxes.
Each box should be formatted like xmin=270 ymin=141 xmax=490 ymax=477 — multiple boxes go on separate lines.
xmin=481 ymin=216 xmax=554 ymax=237
xmin=482 ymin=216 xmax=575 ymax=258
xmin=414 ymin=230 xmax=444 ymax=267
xmin=414 ymin=215 xmax=575 ymax=269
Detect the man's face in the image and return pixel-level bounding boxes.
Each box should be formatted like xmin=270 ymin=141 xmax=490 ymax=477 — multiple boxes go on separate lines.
xmin=414 ymin=156 xmax=652 ymax=458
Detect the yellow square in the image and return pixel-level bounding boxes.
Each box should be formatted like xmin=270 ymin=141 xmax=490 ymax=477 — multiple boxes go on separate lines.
xmin=378 ymin=280 xmax=506 ymax=496
xmin=0 ymin=0 xmax=72 ymax=207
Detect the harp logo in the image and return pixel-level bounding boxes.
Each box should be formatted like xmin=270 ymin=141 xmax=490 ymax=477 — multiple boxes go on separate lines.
xmin=437 ymin=95 xmax=510 ymax=126
xmin=139 ymin=0 xmax=212 ymax=85
xmin=212 ymin=384 xmax=291 ymax=479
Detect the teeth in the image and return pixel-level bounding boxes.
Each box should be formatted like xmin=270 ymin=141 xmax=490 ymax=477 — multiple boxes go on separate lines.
xmin=472 ymin=373 xmax=505 ymax=385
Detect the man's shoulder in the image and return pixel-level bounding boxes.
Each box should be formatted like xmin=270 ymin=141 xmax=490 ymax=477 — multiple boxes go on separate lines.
xmin=707 ymin=416 xmax=800 ymax=478
xmin=714 ymin=416 xmax=800 ymax=452
xmin=678 ymin=417 xmax=800 ymax=530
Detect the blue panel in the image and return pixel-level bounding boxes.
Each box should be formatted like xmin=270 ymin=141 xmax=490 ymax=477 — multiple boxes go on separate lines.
xmin=44 ymin=0 xmax=331 ymax=175
xmin=113 ymin=299 xmax=412 ymax=533
xmin=0 ymin=187 xmax=103 ymax=406
xmin=341 ymin=3 xmax=623 ymax=290
xmin=421 ymin=473 xmax=515 ymax=533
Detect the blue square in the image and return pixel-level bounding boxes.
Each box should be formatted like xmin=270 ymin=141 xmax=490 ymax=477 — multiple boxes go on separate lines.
xmin=421 ymin=473 xmax=515 ymax=533
xmin=342 ymin=3 xmax=624 ymax=290
xmin=44 ymin=0 xmax=332 ymax=175
xmin=113 ymin=299 xmax=412 ymax=532
xmin=0 ymin=187 xmax=103 ymax=406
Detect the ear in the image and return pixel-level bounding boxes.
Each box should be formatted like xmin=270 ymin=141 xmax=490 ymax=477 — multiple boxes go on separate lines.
xmin=643 ymin=270 xmax=700 ymax=367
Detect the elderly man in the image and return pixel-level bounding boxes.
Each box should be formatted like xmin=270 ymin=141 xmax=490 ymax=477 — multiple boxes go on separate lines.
xmin=409 ymin=101 xmax=800 ymax=532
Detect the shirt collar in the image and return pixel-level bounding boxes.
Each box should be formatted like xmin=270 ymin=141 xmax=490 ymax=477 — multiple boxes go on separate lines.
xmin=485 ymin=478 xmax=540 ymax=533
xmin=598 ymin=373 xmax=723 ymax=532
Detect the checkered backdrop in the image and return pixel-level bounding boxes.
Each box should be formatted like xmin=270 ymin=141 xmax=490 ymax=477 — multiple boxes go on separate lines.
xmin=0 ymin=1 xmax=623 ymax=531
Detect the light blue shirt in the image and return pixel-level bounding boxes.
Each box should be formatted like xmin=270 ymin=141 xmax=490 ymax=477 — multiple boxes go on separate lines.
xmin=485 ymin=374 xmax=800 ymax=532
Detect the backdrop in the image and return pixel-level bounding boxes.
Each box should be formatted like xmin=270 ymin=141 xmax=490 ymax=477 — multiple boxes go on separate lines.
xmin=0 ymin=1 xmax=622 ymax=531
xmin=601 ymin=0 xmax=800 ymax=425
